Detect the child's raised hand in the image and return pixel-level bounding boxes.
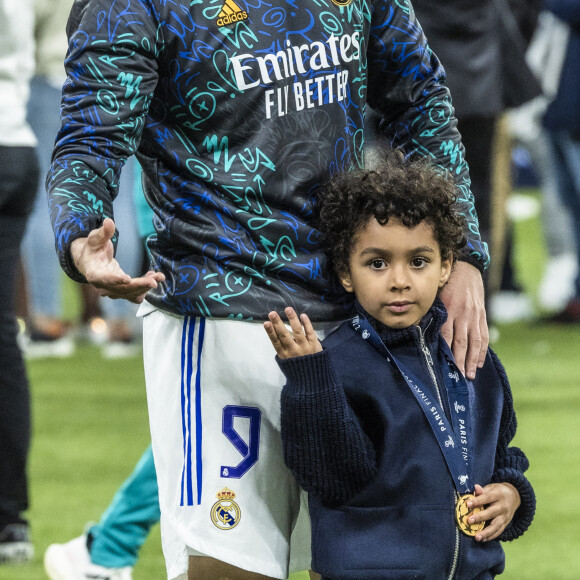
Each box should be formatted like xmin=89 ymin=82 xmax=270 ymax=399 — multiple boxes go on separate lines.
xmin=264 ymin=307 xmax=323 ymax=359
xmin=466 ymin=483 xmax=521 ymax=542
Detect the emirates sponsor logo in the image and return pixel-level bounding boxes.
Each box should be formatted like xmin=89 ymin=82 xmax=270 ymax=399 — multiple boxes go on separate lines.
xmin=230 ymin=33 xmax=361 ymax=90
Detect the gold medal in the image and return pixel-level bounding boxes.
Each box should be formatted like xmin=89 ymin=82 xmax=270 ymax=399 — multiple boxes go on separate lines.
xmin=455 ymin=493 xmax=486 ymax=537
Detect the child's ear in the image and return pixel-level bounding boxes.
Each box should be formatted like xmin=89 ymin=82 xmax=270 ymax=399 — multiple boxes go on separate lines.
xmin=439 ymin=257 xmax=453 ymax=288
xmin=339 ymin=270 xmax=355 ymax=293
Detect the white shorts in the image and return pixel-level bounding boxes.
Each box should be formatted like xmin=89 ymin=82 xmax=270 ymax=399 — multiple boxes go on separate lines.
xmin=140 ymin=303 xmax=336 ymax=580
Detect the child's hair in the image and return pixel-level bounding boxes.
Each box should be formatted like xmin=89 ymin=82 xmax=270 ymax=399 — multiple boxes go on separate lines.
xmin=316 ymin=150 xmax=467 ymax=276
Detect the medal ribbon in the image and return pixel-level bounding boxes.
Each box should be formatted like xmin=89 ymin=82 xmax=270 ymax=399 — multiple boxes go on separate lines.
xmin=350 ymin=314 xmax=474 ymax=495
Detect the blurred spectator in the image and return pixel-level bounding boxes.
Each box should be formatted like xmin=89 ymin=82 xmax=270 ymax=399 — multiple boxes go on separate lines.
xmin=0 ymin=0 xmax=38 ymax=564
xmin=412 ymin=0 xmax=542 ymax=324
xmin=20 ymin=0 xmax=75 ymax=357
xmin=542 ymin=0 xmax=580 ymax=323
xmin=508 ymin=10 xmax=577 ymax=312
xmin=21 ymin=0 xmax=144 ymax=358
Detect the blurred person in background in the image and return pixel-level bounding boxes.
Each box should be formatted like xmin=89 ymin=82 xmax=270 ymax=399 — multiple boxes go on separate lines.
xmin=508 ymin=9 xmax=578 ymax=312
xmin=20 ymin=0 xmax=76 ymax=358
xmin=21 ymin=0 xmax=144 ymax=359
xmin=0 ymin=0 xmax=38 ymax=565
xmin=542 ymin=0 xmax=580 ymax=323
xmin=412 ymin=0 xmax=542 ymax=325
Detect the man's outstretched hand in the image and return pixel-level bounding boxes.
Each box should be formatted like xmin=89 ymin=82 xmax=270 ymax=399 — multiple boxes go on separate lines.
xmin=70 ymin=218 xmax=165 ymax=304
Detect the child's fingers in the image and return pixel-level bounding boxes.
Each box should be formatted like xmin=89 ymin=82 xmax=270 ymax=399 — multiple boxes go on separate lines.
xmin=265 ymin=312 xmax=294 ymax=354
xmin=468 ymin=483 xmax=516 ymax=511
xmin=474 ymin=516 xmax=505 ymax=542
xmin=467 ymin=482 xmax=518 ymax=543
xmin=467 ymin=486 xmax=493 ymax=509
xmin=300 ymin=313 xmax=315 ymax=339
xmin=267 ymin=310 xmax=282 ymax=325
xmin=269 ymin=311 xmax=292 ymax=340
xmin=301 ymin=313 xmax=323 ymax=351
xmin=472 ymin=501 xmax=511 ymax=541
xmin=469 ymin=501 xmax=501 ymax=526
xmin=264 ymin=320 xmax=285 ymax=355
xmin=263 ymin=321 xmax=277 ymax=343
xmin=285 ymin=307 xmax=306 ymax=342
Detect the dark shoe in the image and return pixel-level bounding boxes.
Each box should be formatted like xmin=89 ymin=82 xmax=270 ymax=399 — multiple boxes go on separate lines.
xmin=547 ymin=298 xmax=580 ymax=323
xmin=0 ymin=523 xmax=33 ymax=564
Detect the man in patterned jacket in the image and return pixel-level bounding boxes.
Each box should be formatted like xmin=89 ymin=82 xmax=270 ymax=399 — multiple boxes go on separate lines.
xmin=47 ymin=0 xmax=491 ymax=578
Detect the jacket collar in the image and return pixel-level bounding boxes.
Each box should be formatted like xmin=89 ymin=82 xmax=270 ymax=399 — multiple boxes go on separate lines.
xmin=354 ymin=298 xmax=448 ymax=348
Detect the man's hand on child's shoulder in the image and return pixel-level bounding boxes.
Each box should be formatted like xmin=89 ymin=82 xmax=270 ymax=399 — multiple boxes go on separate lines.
xmin=466 ymin=483 xmax=522 ymax=543
xmin=440 ymin=261 xmax=488 ymax=380
xmin=264 ymin=307 xmax=323 ymax=360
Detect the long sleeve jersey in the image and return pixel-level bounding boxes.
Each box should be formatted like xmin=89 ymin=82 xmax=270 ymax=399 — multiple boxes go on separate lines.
xmin=47 ymin=0 xmax=489 ymax=321
xmin=279 ymin=301 xmax=535 ymax=579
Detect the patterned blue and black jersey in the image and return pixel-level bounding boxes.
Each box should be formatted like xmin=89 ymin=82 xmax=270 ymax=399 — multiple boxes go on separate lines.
xmin=47 ymin=0 xmax=489 ymax=321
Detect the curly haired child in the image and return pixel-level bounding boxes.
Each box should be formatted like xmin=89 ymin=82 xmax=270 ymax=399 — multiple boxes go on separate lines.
xmin=264 ymin=152 xmax=536 ymax=580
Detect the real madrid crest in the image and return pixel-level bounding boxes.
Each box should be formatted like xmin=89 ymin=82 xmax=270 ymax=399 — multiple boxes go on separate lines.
xmin=210 ymin=488 xmax=241 ymax=530
xmin=332 ymin=0 xmax=353 ymax=6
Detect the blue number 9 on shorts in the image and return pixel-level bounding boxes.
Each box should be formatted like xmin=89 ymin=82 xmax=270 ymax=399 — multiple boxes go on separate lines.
xmin=221 ymin=405 xmax=262 ymax=479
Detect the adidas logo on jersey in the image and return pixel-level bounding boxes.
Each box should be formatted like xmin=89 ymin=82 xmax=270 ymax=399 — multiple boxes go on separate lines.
xmin=216 ymin=0 xmax=248 ymax=27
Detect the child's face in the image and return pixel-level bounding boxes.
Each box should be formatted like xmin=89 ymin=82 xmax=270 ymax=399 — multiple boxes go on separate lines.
xmin=339 ymin=217 xmax=452 ymax=329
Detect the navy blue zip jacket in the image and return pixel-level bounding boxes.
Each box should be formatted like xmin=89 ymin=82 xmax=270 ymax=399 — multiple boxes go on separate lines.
xmin=279 ymin=300 xmax=535 ymax=579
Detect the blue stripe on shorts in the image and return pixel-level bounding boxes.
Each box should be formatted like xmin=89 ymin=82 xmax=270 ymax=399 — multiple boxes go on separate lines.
xmin=180 ymin=317 xmax=206 ymax=506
